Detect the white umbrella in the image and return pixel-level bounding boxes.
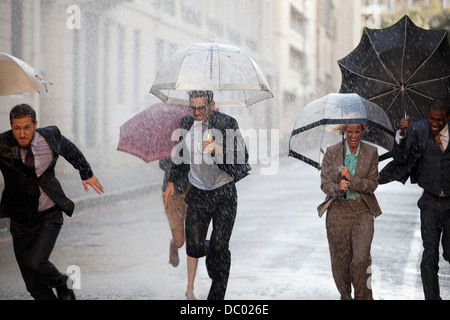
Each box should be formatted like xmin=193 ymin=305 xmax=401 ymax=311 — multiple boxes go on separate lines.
xmin=0 ymin=52 xmax=51 ymax=96
xmin=149 ymin=43 xmax=273 ymax=108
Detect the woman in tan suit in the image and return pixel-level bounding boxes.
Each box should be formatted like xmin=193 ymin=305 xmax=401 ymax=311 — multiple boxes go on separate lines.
xmin=317 ymin=123 xmax=382 ymax=300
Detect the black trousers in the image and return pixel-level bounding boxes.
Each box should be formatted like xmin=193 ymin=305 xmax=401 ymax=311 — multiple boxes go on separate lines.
xmin=9 ymin=207 xmax=66 ymax=300
xmin=418 ymin=191 xmax=450 ymax=300
xmin=184 ymin=182 xmax=237 ymax=300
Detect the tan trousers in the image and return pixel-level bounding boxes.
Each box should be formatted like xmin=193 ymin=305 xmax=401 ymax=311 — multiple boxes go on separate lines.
xmin=326 ymin=199 xmax=374 ymax=300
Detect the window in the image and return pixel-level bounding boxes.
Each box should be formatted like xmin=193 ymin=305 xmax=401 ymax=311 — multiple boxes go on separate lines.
xmin=290 ymin=5 xmax=306 ymax=36
xmin=181 ymin=2 xmax=201 ymax=26
xmin=290 ymin=46 xmax=304 ymax=72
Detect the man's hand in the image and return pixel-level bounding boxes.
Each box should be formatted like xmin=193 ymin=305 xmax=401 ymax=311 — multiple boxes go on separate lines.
xmin=82 ymin=175 xmax=104 ymax=195
xmin=400 ymin=116 xmax=411 ymax=137
xmin=203 ymin=138 xmax=223 ymax=156
xmin=163 ymin=182 xmax=174 ymax=209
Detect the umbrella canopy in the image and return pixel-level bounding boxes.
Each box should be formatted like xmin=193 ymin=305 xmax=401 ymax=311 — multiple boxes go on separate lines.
xmin=289 ymin=93 xmax=394 ymax=170
xmin=149 ymin=42 xmax=273 ymax=108
xmin=338 ymin=15 xmax=450 ymax=130
xmin=117 ymin=103 xmax=190 ymax=163
xmin=0 ymin=52 xmax=51 ymax=96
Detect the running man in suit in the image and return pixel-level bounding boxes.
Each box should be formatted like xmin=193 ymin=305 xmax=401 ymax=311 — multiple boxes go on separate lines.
xmin=0 ymin=104 xmax=103 ymax=300
xmin=379 ymin=99 xmax=450 ymax=300
xmin=164 ymin=90 xmax=251 ymax=300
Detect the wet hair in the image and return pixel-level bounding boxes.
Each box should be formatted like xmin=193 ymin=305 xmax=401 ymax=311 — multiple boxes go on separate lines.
xmin=428 ymin=99 xmax=450 ymax=117
xmin=10 ymin=104 xmax=37 ymax=124
xmin=188 ymin=90 xmax=214 ymax=105
xmin=334 ymin=123 xmax=367 ymax=135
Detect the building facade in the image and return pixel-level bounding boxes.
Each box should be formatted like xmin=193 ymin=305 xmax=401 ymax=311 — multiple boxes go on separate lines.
xmin=0 ymin=0 xmax=361 ymax=171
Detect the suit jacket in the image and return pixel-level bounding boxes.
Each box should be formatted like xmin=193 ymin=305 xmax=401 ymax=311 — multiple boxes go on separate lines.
xmin=169 ymin=110 xmax=251 ymax=184
xmin=317 ymin=141 xmax=381 ymax=218
xmin=0 ymin=126 xmax=93 ymax=225
xmin=379 ymin=119 xmax=450 ymax=196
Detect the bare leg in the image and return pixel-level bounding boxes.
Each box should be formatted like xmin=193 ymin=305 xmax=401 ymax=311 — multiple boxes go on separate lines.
xmin=186 ymin=255 xmax=198 ymax=299
xmin=170 ymin=223 xmax=198 ymax=299
xmin=169 ymin=224 xmax=185 ymax=267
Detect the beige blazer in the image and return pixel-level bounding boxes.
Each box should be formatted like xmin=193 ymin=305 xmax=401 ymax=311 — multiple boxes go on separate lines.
xmin=317 ymin=141 xmax=382 ymax=218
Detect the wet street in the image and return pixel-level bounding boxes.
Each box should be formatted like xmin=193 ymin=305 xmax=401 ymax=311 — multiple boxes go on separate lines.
xmin=0 ymin=156 xmax=449 ymax=300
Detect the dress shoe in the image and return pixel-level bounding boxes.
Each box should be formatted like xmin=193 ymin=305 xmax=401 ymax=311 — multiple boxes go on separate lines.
xmin=56 ymin=284 xmax=76 ymax=300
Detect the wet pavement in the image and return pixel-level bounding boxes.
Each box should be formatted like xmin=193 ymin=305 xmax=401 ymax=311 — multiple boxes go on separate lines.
xmin=0 ymin=156 xmax=449 ymax=300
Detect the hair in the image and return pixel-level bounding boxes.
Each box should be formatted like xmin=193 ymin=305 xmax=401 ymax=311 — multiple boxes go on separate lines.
xmin=188 ymin=90 xmax=214 ymax=105
xmin=428 ymin=99 xmax=450 ymax=117
xmin=333 ymin=123 xmax=367 ymax=135
xmin=10 ymin=104 xmax=37 ymax=123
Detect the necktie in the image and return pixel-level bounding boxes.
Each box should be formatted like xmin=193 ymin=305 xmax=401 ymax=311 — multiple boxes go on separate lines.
xmin=24 ymin=144 xmax=35 ymax=171
xmin=436 ymin=134 xmax=444 ymax=152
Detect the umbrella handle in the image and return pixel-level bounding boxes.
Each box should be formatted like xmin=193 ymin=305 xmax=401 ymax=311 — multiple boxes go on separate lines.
xmin=342 ymin=132 xmax=347 ymax=200
xmin=341 ymin=175 xmax=348 ymax=200
xmin=197 ymin=129 xmax=213 ymax=154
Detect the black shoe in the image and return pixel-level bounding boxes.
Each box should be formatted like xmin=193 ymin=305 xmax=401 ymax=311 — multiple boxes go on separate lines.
xmin=55 ymin=276 xmax=76 ymax=300
xmin=56 ymin=285 xmax=76 ymax=300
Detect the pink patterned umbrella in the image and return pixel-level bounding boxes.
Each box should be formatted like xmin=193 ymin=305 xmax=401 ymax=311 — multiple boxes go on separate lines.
xmin=117 ymin=103 xmax=190 ymax=163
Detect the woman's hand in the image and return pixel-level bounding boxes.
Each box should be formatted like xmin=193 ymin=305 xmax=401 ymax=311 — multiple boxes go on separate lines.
xmin=339 ymin=179 xmax=350 ymax=192
xmin=341 ymin=166 xmax=351 ymax=181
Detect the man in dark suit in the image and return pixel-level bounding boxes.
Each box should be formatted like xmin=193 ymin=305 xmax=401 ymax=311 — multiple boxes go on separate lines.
xmin=164 ymin=90 xmax=251 ymax=300
xmin=379 ymin=99 xmax=450 ymax=300
xmin=0 ymin=104 xmax=103 ymax=300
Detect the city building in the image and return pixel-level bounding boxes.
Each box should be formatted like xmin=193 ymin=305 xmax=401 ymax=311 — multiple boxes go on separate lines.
xmin=0 ymin=0 xmax=361 ymax=171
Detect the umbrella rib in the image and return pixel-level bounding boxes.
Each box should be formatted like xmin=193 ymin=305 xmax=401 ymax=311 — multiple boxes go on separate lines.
xmin=291 ymin=118 xmax=394 ymax=136
xmin=288 ymin=149 xmax=321 ymax=170
xmin=210 ymin=44 xmax=215 ymax=81
xmin=338 ymin=64 xmax=397 ymax=87
xmin=244 ymin=53 xmax=266 ymax=94
xmin=408 ymin=75 xmax=450 ymax=88
xmin=383 ymin=90 xmax=401 ymax=115
xmin=365 ymin=29 xmax=401 ymax=84
xmin=405 ymin=90 xmax=427 ymax=118
xmin=406 ymin=87 xmax=434 ymax=100
xmin=405 ymin=32 xmax=449 ymax=85
xmin=401 ymin=17 xmax=408 ymax=84
xmin=369 ymin=88 xmax=400 ymax=102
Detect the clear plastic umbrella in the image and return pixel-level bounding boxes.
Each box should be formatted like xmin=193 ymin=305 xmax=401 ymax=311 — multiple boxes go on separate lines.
xmin=289 ymin=93 xmax=394 ymax=170
xmin=0 ymin=52 xmax=51 ymax=96
xmin=149 ymin=43 xmax=273 ymax=108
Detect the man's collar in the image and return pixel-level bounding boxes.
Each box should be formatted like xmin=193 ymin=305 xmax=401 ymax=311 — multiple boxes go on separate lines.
xmin=29 ymin=130 xmax=40 ymax=147
xmin=440 ymin=123 xmax=449 ymax=137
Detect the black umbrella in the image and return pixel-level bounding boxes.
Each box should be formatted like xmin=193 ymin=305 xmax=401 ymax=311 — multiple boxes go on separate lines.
xmin=289 ymin=93 xmax=394 ymax=170
xmin=338 ymin=15 xmax=450 ymax=131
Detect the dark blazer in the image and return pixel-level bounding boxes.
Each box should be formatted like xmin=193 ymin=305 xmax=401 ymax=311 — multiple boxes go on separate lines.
xmin=379 ymin=119 xmax=450 ymax=196
xmin=169 ymin=110 xmax=251 ymax=184
xmin=0 ymin=126 xmax=93 ymax=225
xmin=317 ymin=141 xmax=381 ymax=218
